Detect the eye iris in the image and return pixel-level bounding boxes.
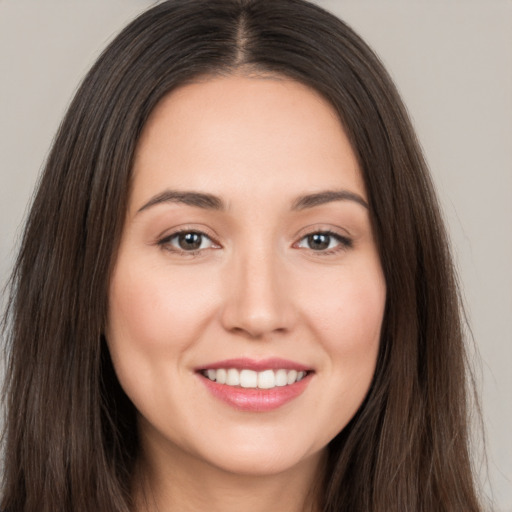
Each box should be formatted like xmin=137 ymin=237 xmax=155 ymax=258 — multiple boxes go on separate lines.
xmin=178 ymin=232 xmax=202 ymax=250
xmin=308 ymin=233 xmax=330 ymax=250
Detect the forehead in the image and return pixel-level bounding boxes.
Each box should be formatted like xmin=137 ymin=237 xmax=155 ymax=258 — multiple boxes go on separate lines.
xmin=130 ymin=74 xmax=365 ymax=212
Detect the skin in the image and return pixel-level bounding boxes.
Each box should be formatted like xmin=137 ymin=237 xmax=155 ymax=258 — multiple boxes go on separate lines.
xmin=107 ymin=74 xmax=386 ymax=512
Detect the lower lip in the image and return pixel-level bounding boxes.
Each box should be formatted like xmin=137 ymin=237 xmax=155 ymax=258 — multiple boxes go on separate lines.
xmin=198 ymin=373 xmax=312 ymax=412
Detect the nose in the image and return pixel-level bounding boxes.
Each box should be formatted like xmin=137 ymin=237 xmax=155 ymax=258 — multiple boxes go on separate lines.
xmin=220 ymin=247 xmax=296 ymax=339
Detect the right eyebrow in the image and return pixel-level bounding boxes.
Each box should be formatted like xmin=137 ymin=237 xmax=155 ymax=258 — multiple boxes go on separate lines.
xmin=291 ymin=189 xmax=369 ymax=211
xmin=136 ymin=190 xmax=225 ymax=214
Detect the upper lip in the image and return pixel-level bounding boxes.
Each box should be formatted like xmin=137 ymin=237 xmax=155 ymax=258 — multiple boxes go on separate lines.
xmin=195 ymin=357 xmax=312 ymax=372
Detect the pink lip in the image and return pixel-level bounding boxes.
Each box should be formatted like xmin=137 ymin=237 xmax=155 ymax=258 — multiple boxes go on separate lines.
xmin=196 ymin=357 xmax=311 ymax=372
xmin=199 ymin=374 xmax=311 ymax=412
xmin=195 ymin=358 xmax=313 ymax=412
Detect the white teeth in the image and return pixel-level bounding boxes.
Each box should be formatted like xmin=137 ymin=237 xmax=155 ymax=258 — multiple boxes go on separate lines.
xmin=275 ymin=369 xmax=288 ymax=387
xmin=202 ymin=368 xmax=309 ymax=389
xmin=287 ymin=369 xmax=298 ymax=385
xmin=216 ymin=368 xmax=227 ymax=384
xmin=258 ymin=369 xmax=275 ymax=389
xmin=226 ymin=368 xmax=240 ymax=386
xmin=240 ymin=369 xmax=258 ymax=388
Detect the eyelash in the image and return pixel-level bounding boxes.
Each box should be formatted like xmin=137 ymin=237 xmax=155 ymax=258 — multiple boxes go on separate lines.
xmin=294 ymin=230 xmax=353 ymax=255
xmin=157 ymin=229 xmax=219 ymax=256
xmin=157 ymin=229 xmax=353 ymax=256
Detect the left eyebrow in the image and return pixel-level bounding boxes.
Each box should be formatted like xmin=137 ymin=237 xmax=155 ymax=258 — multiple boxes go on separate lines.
xmin=136 ymin=190 xmax=225 ymax=214
xmin=291 ymin=190 xmax=369 ymax=211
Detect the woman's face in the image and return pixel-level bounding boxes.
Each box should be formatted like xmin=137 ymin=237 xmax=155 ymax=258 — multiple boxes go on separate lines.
xmin=107 ymin=75 xmax=386 ymax=477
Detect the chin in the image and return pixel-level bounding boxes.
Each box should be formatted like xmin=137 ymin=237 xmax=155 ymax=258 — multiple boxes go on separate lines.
xmin=185 ymin=430 xmax=326 ymax=478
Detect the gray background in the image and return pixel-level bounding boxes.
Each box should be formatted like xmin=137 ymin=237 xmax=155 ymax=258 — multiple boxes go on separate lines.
xmin=0 ymin=1 xmax=510 ymax=510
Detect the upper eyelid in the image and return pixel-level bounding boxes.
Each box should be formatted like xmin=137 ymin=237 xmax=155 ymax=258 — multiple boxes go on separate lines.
xmin=292 ymin=223 xmax=353 ymax=241
xmin=298 ymin=231 xmax=350 ymax=242
xmin=157 ymin=224 xmax=220 ymax=243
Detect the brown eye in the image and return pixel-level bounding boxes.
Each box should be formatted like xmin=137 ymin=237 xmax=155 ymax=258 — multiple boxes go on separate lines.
xmin=307 ymin=233 xmax=331 ymax=250
xmin=178 ymin=232 xmax=203 ymax=250
xmin=160 ymin=231 xmax=216 ymax=253
xmin=296 ymin=231 xmax=352 ymax=252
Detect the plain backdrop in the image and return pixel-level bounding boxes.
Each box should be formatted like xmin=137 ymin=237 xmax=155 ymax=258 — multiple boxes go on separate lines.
xmin=0 ymin=1 xmax=511 ymax=510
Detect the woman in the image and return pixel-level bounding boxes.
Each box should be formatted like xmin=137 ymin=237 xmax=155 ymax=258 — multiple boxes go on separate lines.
xmin=1 ymin=0 xmax=484 ymax=511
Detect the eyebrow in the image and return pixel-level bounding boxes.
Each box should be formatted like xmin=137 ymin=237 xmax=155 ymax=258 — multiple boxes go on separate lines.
xmin=291 ymin=190 xmax=369 ymax=210
xmin=136 ymin=188 xmax=369 ymax=214
xmin=137 ymin=190 xmax=225 ymax=213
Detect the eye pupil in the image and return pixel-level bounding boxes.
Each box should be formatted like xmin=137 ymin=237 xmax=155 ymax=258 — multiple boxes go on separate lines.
xmin=308 ymin=233 xmax=330 ymax=250
xmin=179 ymin=232 xmax=202 ymax=250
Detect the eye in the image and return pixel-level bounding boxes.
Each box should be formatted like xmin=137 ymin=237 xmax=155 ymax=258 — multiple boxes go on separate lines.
xmin=295 ymin=231 xmax=352 ymax=252
xmin=159 ymin=230 xmax=217 ymax=253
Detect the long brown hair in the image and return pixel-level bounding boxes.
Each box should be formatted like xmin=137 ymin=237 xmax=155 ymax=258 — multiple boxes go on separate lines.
xmin=2 ymin=0 xmax=483 ymax=510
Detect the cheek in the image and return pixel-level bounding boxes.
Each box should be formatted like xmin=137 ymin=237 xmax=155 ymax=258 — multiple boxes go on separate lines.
xmin=105 ymin=256 xmax=223 ymax=425
xmin=298 ymin=260 xmax=385 ymax=409
xmin=302 ymin=262 xmax=386 ymax=351
xmin=107 ymin=259 xmax=218 ymax=355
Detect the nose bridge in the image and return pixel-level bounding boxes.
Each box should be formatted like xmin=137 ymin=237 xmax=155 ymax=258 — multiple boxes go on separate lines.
xmin=220 ymin=240 xmax=293 ymax=337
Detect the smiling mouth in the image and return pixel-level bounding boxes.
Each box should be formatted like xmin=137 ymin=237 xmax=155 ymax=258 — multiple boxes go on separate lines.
xmin=200 ymin=368 xmax=310 ymax=390
xmin=197 ymin=360 xmax=314 ymax=411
